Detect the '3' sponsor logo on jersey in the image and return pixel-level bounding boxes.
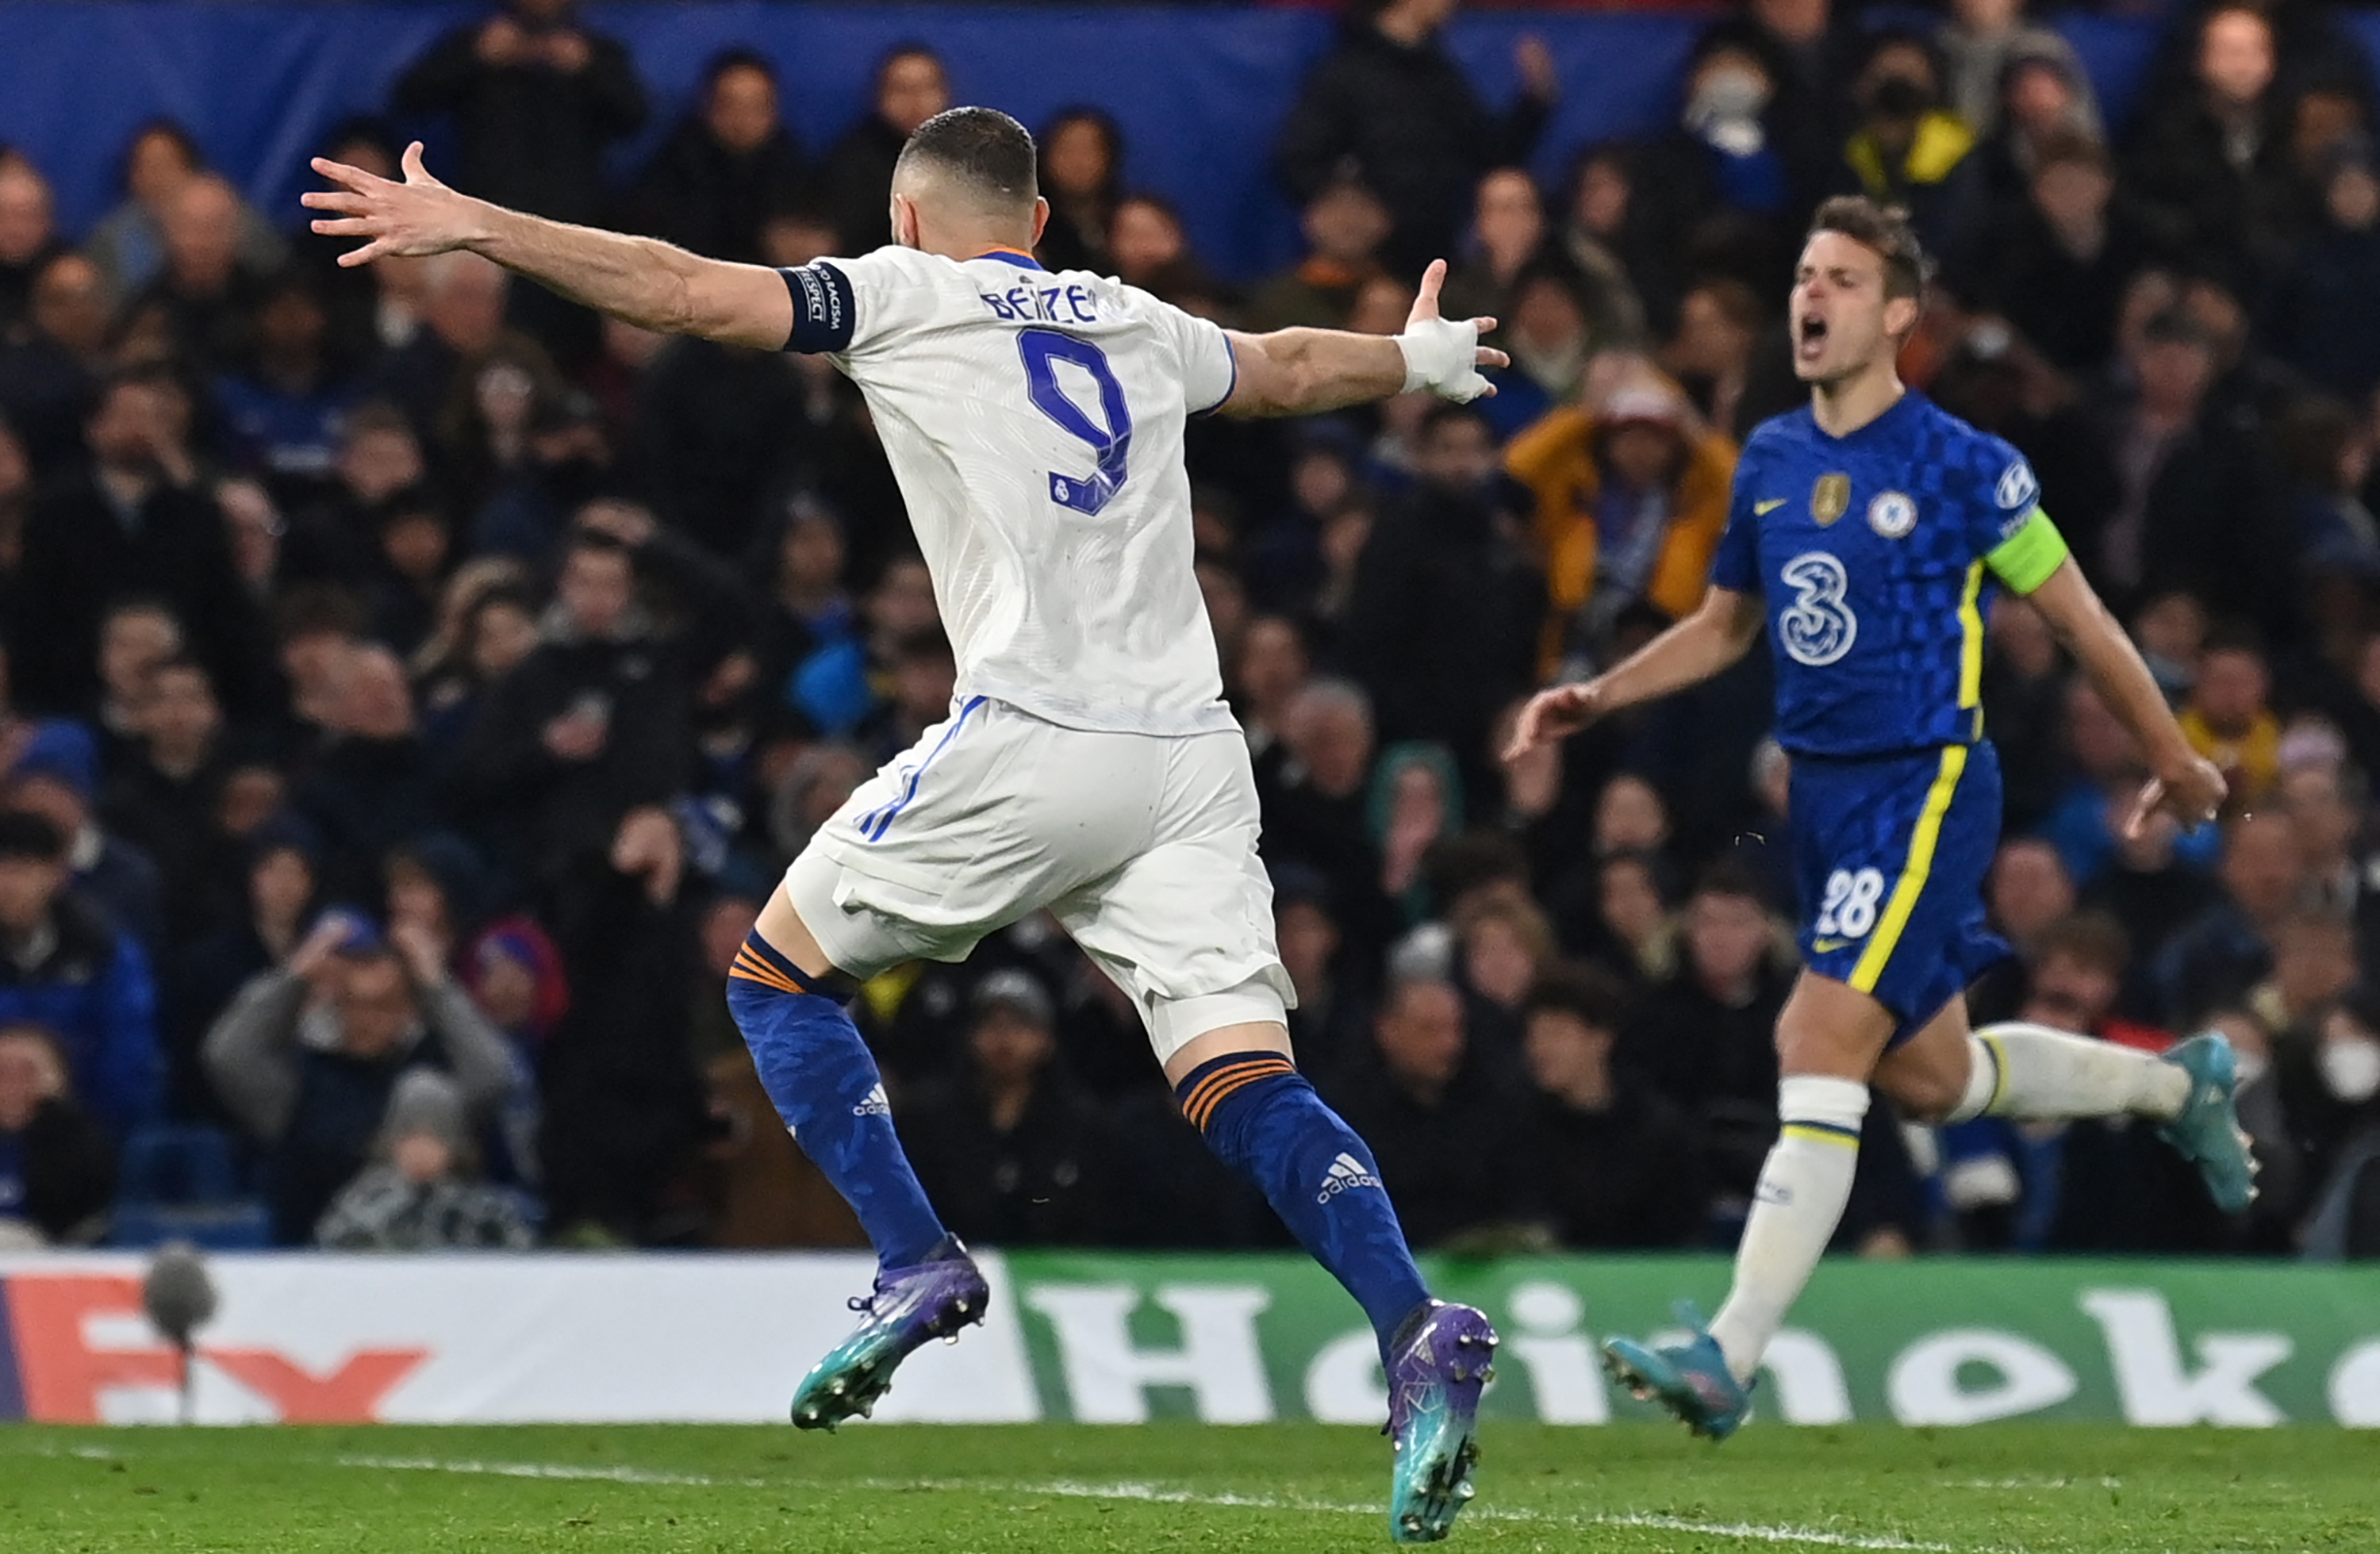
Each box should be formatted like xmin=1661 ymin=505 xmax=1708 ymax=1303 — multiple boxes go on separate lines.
xmin=1778 ymin=551 xmax=1857 ymax=667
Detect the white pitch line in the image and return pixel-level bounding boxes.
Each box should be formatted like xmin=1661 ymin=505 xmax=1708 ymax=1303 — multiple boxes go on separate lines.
xmin=336 ymin=1453 xmax=764 ymax=1488
xmin=333 ymin=1456 xmax=1960 ymax=1552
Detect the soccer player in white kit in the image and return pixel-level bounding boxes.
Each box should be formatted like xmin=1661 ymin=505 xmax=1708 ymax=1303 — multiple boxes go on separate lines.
xmin=310 ymin=108 xmax=1503 ymax=1541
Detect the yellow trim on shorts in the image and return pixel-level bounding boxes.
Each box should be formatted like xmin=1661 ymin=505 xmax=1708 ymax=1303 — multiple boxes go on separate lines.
xmin=1848 ymin=744 xmax=1970 ymax=995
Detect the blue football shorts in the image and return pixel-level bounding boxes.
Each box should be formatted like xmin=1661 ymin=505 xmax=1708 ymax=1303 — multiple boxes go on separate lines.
xmin=1790 ymin=740 xmax=2011 ymax=1047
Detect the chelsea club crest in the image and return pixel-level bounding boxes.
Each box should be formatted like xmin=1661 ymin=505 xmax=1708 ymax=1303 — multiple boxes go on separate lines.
xmin=1868 ymin=490 xmax=1917 ymax=539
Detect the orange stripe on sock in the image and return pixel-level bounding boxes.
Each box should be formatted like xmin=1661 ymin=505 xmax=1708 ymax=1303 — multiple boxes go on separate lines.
xmin=731 ymin=951 xmax=802 ymax=994
xmin=1181 ymin=1058 xmax=1281 ymax=1126
xmin=1184 ymin=1057 xmax=1296 ymax=1131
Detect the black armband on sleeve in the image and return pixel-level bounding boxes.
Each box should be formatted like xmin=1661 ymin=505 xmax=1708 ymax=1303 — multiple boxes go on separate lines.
xmin=778 ymin=262 xmax=856 ymax=353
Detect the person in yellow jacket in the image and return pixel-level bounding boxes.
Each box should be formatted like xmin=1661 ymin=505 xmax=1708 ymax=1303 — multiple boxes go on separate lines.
xmin=1503 ymin=383 xmax=1737 ymax=674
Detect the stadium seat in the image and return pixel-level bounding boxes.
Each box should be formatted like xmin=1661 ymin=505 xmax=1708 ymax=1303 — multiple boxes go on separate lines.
xmin=108 ymin=1126 xmax=274 ymax=1251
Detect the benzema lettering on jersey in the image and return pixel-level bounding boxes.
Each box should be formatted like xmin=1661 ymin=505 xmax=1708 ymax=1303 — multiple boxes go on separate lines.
xmin=1868 ymin=489 xmax=1917 ymax=539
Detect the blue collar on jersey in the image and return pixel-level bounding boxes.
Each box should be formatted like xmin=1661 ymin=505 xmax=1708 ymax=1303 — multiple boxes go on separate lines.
xmin=973 ymin=247 xmax=1045 ymax=271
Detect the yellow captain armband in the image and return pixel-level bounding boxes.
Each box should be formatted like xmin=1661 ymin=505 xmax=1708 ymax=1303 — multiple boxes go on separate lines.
xmin=1984 ymin=509 xmax=2070 ymax=595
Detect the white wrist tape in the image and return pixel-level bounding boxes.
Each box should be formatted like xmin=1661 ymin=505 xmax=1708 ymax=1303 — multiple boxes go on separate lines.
xmin=1395 ymin=316 xmax=1490 ymax=403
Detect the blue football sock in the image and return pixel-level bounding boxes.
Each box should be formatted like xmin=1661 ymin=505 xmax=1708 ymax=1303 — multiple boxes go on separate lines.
xmin=727 ymin=931 xmax=946 ymax=1268
xmin=1177 ymin=1053 xmax=1430 ymax=1360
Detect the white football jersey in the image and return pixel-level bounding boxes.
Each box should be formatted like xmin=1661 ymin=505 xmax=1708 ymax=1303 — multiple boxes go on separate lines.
xmin=780 ymin=245 xmax=1239 ymax=737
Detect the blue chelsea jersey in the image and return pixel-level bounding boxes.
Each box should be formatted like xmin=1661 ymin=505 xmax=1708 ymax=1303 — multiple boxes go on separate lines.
xmin=1710 ymin=393 xmax=2051 ymax=759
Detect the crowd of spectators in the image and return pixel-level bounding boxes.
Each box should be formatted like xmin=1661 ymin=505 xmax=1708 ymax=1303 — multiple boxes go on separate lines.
xmin=3 ymin=0 xmax=2380 ymax=1259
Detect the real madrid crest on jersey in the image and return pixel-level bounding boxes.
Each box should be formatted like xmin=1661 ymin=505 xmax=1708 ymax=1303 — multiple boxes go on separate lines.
xmin=1811 ymin=474 xmax=1850 ymax=526
xmin=1868 ymin=490 xmax=1917 ymax=539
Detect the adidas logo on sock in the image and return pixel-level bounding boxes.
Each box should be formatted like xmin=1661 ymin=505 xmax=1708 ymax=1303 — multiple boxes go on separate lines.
xmin=852 ymin=1084 xmax=891 ymax=1118
xmin=1315 ymin=1151 xmax=1382 ymax=1204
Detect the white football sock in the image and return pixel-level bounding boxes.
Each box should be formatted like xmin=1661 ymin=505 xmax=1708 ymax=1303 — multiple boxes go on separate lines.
xmin=1707 ymin=1075 xmax=1868 ymax=1386
xmin=1944 ymin=1023 xmax=2190 ymax=1125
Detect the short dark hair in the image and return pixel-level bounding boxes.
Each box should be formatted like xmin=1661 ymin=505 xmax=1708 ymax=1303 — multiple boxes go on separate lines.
xmin=2034 ymin=911 xmax=2131 ymax=977
xmin=1692 ymin=857 xmax=1772 ymax=907
xmin=1522 ymin=963 xmax=1633 ymax=1032
xmin=1807 ymin=195 xmax=1931 ymax=302
xmin=0 ymin=809 xmax=68 ymax=864
xmin=897 ymin=106 xmax=1038 ymax=208
xmin=704 ymin=46 xmax=776 ymax=90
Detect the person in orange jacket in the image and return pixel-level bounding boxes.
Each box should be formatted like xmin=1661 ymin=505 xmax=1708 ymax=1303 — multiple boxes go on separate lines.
xmin=1503 ymin=381 xmax=1737 ymax=674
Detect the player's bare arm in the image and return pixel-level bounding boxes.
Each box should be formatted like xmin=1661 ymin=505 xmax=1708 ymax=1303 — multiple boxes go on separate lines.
xmin=1221 ymin=259 xmax=1506 ymax=417
xmin=2023 ymin=558 xmax=2227 ymax=834
xmin=1503 ymin=585 xmax=1765 ymax=760
xmin=305 ymin=143 xmax=794 ymax=351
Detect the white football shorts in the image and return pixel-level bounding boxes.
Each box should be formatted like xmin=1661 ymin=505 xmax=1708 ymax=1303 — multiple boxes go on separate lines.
xmin=784 ymin=696 xmax=1295 ymax=1063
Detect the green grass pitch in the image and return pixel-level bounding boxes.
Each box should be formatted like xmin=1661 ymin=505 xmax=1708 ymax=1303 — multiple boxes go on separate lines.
xmin=1 ymin=1422 xmax=2372 ymax=1552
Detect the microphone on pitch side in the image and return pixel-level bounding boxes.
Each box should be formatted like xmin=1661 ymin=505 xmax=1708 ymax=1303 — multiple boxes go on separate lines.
xmin=143 ymin=1242 xmax=218 ymax=1424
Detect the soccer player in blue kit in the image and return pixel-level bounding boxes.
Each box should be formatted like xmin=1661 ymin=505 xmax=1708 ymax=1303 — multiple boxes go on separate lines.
xmin=1506 ymin=198 xmax=2253 ymax=1440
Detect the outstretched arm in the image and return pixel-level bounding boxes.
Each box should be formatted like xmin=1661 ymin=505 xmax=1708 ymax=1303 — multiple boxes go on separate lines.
xmin=1503 ymin=585 xmax=1764 ymax=760
xmin=1220 ymin=259 xmax=1506 ymax=417
xmin=306 ymin=143 xmax=793 ymax=351
xmin=2023 ymin=558 xmax=2227 ymax=833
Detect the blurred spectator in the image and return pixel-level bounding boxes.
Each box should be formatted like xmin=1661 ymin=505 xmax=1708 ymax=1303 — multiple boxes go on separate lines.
xmin=451 ymin=524 xmax=695 ymax=889
xmin=1631 ymin=38 xmax=1794 ymax=336
xmin=99 ymin=657 xmax=228 ymax=945
xmin=292 ymin=644 xmax=439 ymax=904
xmin=10 ymin=368 xmax=269 ymax=719
xmin=536 ymin=806 xmax=710 ymax=1244
xmin=1837 ymin=33 xmax=1987 ymax=272
xmin=1368 ymin=742 xmax=1462 ymax=927
xmin=1508 ymin=965 xmax=1704 ymax=1248
xmin=2088 ymin=312 xmax=2290 ymax=633
xmin=1276 ymin=865 xmax=1372 ymax=1079
xmin=315 ymin=1066 xmax=535 ymax=1249
xmin=83 ymin=121 xmax=285 ymax=298
xmin=391 ymin=0 xmax=646 ymax=228
xmin=625 ymin=48 xmax=804 ymax=265
xmin=2124 ymin=4 xmax=2295 ymax=293
xmin=2178 ymin=630 xmax=2282 ymax=814
xmin=167 ymin=819 xmax=318 ymax=1118
xmin=1974 ymin=132 xmax=2152 ymax=376
xmin=1441 ymin=168 xmax=1548 ymax=330
xmin=2265 ymin=140 xmax=2380 ymax=404
xmin=1341 ymin=405 xmax=1542 ymax=786
xmin=2294 ymin=987 xmax=2380 ymax=1257
xmin=1035 ymin=106 xmax=1123 ymax=277
xmin=2155 ymin=810 xmax=2304 ymax=1026
xmin=204 ymin=910 xmax=512 ymax=1243
xmin=123 ymin=174 xmax=271 ymax=375
xmin=1664 ymin=280 xmax=1762 ymax=435
xmin=459 ymin=909 xmax=566 ymax=1185
xmin=366 ymin=251 xmax=513 ymax=436
xmin=1987 ymin=836 xmax=2077 ymax=961
xmin=1244 ymin=176 xmax=1394 ymax=335
xmin=1971 ymin=43 xmax=2108 ymax=213
xmin=1938 ymin=0 xmax=2098 ymax=140
xmin=0 ymin=252 xmax=110 ymax=478
xmin=1275 ymin=0 xmax=1557 ymax=275
xmin=1267 ymin=679 xmax=1392 ymax=954
xmin=6 ymin=720 xmax=165 ymax=950
xmin=1319 ymin=962 xmax=1517 ymax=1248
xmin=900 ymin=970 xmax=1119 ymax=1246
xmin=1981 ymin=597 xmax=2068 ymax=833
xmin=0 ymin=810 xmax=159 ymax=1137
xmin=213 ymin=268 xmax=358 ymax=501
xmin=1505 ymin=384 xmax=1733 ymax=675
xmin=1232 ymin=614 xmax=1311 ymax=796
xmin=441 ymin=339 xmax=603 ymax=560
xmin=0 ymin=1021 xmax=117 ymax=1245
xmin=820 ymin=44 xmax=950 ymax=255
xmin=0 ymin=154 xmax=63 ymax=336
xmin=1622 ymin=860 xmax=1787 ymax=1198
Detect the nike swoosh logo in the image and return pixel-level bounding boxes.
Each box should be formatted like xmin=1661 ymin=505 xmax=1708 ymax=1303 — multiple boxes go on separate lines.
xmin=1811 ymin=938 xmax=1852 ymax=954
xmin=1754 ymin=498 xmax=1788 ymax=515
